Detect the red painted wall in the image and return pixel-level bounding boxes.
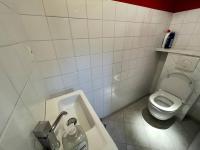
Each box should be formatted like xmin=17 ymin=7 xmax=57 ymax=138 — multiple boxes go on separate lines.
xmin=115 ymin=0 xmax=200 ymax=12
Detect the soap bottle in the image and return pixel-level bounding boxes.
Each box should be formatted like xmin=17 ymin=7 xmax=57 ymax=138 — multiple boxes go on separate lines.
xmin=62 ymin=118 xmax=88 ymax=150
xmin=162 ymin=29 xmax=175 ymax=49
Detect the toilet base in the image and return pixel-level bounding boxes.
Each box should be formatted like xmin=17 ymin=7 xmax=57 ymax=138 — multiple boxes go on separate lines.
xmin=148 ymin=102 xmax=175 ymax=120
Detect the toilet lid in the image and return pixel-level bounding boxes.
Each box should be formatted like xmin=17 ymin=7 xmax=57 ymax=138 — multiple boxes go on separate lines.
xmin=159 ymin=72 xmax=193 ymax=103
xmin=150 ymin=90 xmax=182 ymax=112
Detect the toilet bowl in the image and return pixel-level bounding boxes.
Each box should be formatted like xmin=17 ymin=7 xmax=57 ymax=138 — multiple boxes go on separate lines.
xmin=148 ymin=72 xmax=194 ymax=120
xmin=148 ymin=90 xmax=182 ymax=120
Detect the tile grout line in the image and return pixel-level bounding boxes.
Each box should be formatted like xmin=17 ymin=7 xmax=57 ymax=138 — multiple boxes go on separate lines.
xmin=65 ymin=0 xmax=79 ymax=90
xmin=111 ymin=0 xmax=117 ymax=110
xmin=101 ymin=0 xmax=105 ymax=117
xmin=42 ymin=0 xmax=71 ymax=94
xmin=0 ymin=78 xmax=29 ymax=140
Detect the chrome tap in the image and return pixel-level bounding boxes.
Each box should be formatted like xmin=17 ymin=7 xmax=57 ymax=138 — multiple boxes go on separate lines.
xmin=51 ymin=111 xmax=68 ymax=132
xmin=33 ymin=111 xmax=68 ymax=150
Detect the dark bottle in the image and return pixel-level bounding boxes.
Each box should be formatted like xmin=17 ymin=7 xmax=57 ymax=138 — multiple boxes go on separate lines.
xmin=162 ymin=31 xmax=176 ymax=49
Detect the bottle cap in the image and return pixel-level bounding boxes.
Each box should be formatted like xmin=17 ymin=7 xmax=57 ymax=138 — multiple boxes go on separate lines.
xmin=67 ymin=124 xmax=77 ymax=135
xmin=64 ymin=117 xmax=78 ymax=136
xmin=67 ymin=117 xmax=77 ymax=126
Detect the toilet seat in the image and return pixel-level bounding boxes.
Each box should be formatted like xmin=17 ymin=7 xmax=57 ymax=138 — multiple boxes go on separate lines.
xmin=149 ymin=90 xmax=182 ymax=112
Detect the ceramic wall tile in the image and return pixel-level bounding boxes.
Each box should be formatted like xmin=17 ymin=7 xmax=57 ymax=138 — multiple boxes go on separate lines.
xmin=115 ymin=2 xmax=128 ymax=21
xmin=43 ymin=0 xmax=68 ymax=17
xmin=103 ymin=38 xmax=114 ymax=52
xmin=92 ymin=67 xmax=103 ymax=80
xmin=102 ymin=0 xmax=115 ymax=20
xmin=0 ymin=65 xmax=19 ymax=135
xmin=78 ymin=69 xmax=91 ymax=84
xmin=70 ymin=18 xmax=88 ymax=38
xmin=0 ymin=100 xmax=36 ymax=150
xmin=0 ymin=4 xmax=27 ymax=45
xmin=103 ymin=21 xmax=115 ymax=37
xmin=53 ymin=40 xmax=74 ymax=58
xmin=48 ymin=17 xmax=71 ymax=39
xmin=76 ymin=55 xmax=91 ymax=70
xmin=89 ymin=38 xmax=102 ymax=54
xmin=39 ymin=60 xmax=60 ymax=78
xmin=58 ymin=57 xmax=77 ymax=74
xmin=88 ymin=19 xmax=102 ymax=38
xmin=21 ymin=15 xmax=50 ymax=40
xmin=15 ymin=0 xmax=44 ymax=15
xmin=87 ymin=0 xmax=102 ymax=19
xmin=74 ymin=39 xmax=90 ymax=56
xmin=67 ymin=0 xmax=87 ymax=18
xmin=44 ymin=76 xmax=65 ymax=97
xmin=91 ymin=54 xmax=102 ymax=68
xmin=62 ymin=72 xmax=79 ymax=89
xmin=0 ymin=45 xmax=29 ymax=93
xmin=21 ymin=80 xmax=45 ymax=121
xmin=30 ymin=41 xmax=56 ymax=61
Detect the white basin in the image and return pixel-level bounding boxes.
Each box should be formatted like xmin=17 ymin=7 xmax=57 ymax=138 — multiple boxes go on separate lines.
xmin=45 ymin=90 xmax=117 ymax=150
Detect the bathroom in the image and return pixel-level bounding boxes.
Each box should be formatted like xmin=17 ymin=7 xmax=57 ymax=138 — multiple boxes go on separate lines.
xmin=0 ymin=0 xmax=200 ymax=149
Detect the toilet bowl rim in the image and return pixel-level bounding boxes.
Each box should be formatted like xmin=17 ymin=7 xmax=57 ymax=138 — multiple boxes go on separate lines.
xmin=149 ymin=90 xmax=182 ymax=112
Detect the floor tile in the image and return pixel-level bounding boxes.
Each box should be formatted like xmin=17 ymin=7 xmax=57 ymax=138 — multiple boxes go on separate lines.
xmin=125 ymin=123 xmax=151 ymax=147
xmin=126 ymin=98 xmax=148 ymax=111
xmin=104 ymin=110 xmax=124 ymax=123
xmin=180 ymin=117 xmax=200 ymax=144
xmin=124 ymin=108 xmax=144 ymax=124
xmin=127 ymin=144 xmax=152 ymax=150
xmin=103 ymin=96 xmax=200 ymax=150
xmin=105 ymin=121 xmax=126 ymax=143
xmin=188 ymin=132 xmax=200 ymax=150
xmin=115 ymin=142 xmax=127 ymax=150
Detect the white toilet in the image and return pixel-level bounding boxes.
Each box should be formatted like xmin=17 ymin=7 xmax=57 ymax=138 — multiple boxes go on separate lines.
xmin=148 ymin=72 xmax=194 ymax=120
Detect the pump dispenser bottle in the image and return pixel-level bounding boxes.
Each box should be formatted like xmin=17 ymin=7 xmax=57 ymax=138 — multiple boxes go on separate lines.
xmin=62 ymin=118 xmax=88 ymax=150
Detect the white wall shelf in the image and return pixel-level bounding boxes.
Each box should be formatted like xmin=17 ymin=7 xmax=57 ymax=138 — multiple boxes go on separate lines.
xmin=156 ymin=48 xmax=200 ymax=57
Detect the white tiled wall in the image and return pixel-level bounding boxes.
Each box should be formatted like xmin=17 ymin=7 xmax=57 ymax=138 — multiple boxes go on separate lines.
xmin=169 ymin=9 xmax=200 ymax=121
xmin=29 ymin=0 xmax=171 ymax=118
xmin=0 ymin=0 xmax=172 ymax=149
xmin=170 ymin=9 xmax=200 ymax=51
xmin=8 ymin=0 xmax=172 ymax=117
xmin=0 ymin=1 xmax=45 ymax=150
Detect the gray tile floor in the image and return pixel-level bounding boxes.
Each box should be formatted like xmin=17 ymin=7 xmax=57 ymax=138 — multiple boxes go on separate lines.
xmin=102 ymin=96 xmax=200 ymax=150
